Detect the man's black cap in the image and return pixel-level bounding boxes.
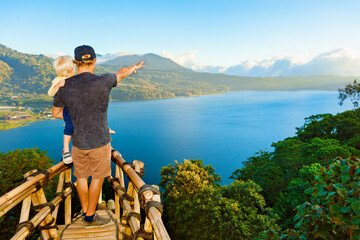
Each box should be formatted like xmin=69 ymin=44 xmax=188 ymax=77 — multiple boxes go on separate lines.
xmin=74 ymin=45 xmax=96 ymax=61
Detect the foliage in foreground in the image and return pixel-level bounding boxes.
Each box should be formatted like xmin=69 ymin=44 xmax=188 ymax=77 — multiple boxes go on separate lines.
xmin=160 ymin=159 xmax=278 ymax=240
xmin=294 ymin=157 xmax=360 ymax=239
xmin=0 ymin=148 xmax=55 ymax=240
xmin=260 ymin=157 xmax=360 ymax=240
xmin=231 ymin=109 xmax=360 ymax=230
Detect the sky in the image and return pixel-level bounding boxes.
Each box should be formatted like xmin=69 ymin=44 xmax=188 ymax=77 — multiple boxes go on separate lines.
xmin=1 ymin=0 xmax=360 ymax=76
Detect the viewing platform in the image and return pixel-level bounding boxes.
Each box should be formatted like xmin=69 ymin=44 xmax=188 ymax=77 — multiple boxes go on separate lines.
xmin=0 ymin=149 xmax=170 ymax=240
xmin=57 ymin=208 xmax=118 ymax=240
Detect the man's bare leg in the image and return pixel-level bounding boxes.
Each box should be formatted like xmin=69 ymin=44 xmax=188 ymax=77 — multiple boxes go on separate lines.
xmin=76 ymin=178 xmax=89 ymax=214
xmin=86 ymin=178 xmax=104 ymax=216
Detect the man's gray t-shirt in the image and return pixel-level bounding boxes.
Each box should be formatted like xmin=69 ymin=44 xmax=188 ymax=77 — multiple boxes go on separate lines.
xmin=53 ymin=72 xmax=117 ymax=150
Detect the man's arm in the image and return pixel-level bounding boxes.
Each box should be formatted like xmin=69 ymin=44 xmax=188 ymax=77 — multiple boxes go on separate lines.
xmin=52 ymin=106 xmax=64 ymax=119
xmin=115 ymin=61 xmax=145 ymax=83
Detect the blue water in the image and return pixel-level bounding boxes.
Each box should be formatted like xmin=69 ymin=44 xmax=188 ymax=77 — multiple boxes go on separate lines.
xmin=0 ymin=91 xmax=353 ymax=184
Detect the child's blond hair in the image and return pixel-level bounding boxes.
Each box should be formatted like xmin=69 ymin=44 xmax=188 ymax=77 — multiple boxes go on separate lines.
xmin=53 ymin=56 xmax=75 ymax=78
xmin=48 ymin=56 xmax=75 ymax=97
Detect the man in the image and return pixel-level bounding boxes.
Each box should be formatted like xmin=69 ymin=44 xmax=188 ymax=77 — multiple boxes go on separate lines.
xmin=52 ymin=45 xmax=145 ymax=227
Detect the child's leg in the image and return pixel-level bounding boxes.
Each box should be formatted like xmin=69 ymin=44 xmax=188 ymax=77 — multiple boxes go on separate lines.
xmin=63 ymin=107 xmax=74 ymax=149
xmin=63 ymin=107 xmax=74 ymax=164
xmin=63 ymin=134 xmax=72 ymax=152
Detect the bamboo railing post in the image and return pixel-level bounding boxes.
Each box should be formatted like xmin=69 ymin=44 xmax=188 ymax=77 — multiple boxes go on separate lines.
xmin=106 ymin=176 xmax=141 ymax=235
xmin=126 ymin=180 xmax=140 ymax=230
xmin=115 ymin=164 xmax=121 ymax=220
xmin=36 ymin=188 xmax=58 ymax=239
xmin=25 ymin=170 xmax=51 ymax=240
xmin=132 ymin=161 xmax=141 ymax=229
xmin=143 ymin=182 xmax=153 ymax=237
xmin=111 ymin=150 xmax=171 ymax=240
xmin=122 ymin=164 xmax=139 ymax=234
xmin=150 ymin=185 xmax=162 ymax=240
xmin=19 ymin=195 xmax=32 ymax=223
xmin=64 ymin=168 xmax=72 ymax=225
xmin=126 ymin=175 xmax=135 ymax=214
xmin=133 ymin=160 xmax=144 ymax=240
xmin=31 ymin=189 xmax=51 ymax=239
xmin=52 ymin=172 xmax=64 ymax=222
xmin=19 ymin=170 xmax=36 ymax=223
xmin=11 ymin=186 xmax=73 ymax=240
xmin=132 ymin=160 xmax=142 ymax=214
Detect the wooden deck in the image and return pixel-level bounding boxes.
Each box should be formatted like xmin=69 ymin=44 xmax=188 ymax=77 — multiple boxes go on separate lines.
xmin=57 ymin=209 xmax=120 ymax=240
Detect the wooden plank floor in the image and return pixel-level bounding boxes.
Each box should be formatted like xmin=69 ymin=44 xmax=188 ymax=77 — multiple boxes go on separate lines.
xmin=57 ymin=209 xmax=119 ymax=240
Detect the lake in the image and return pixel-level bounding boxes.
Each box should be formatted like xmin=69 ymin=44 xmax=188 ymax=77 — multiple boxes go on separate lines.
xmin=0 ymin=91 xmax=353 ymax=185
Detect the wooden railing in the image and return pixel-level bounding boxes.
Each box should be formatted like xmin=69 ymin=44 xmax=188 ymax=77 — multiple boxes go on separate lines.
xmin=109 ymin=150 xmax=170 ymax=240
xmin=0 ymin=162 xmax=73 ymax=240
xmin=0 ymin=148 xmax=170 ymax=240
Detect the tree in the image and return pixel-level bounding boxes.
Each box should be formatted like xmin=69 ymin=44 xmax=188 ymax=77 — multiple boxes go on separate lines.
xmin=220 ymin=180 xmax=279 ymax=239
xmin=292 ymin=157 xmax=360 ymax=239
xmin=296 ymin=114 xmax=335 ymax=143
xmin=229 ymin=151 xmax=287 ymax=204
xmin=272 ymin=138 xmax=306 ymax=181
xmin=160 ymin=159 xmax=221 ymax=239
xmin=296 ymin=110 xmax=360 ymax=149
xmin=230 ymin=151 xmax=272 ymax=181
xmin=160 ymin=159 xmax=278 ymax=240
xmin=230 ymin=136 xmax=359 ymax=219
xmin=303 ymin=137 xmax=356 ymax=166
xmin=338 ymin=80 xmax=360 ymax=108
xmin=273 ymin=163 xmax=323 ymax=229
xmin=0 ymin=148 xmax=55 ymax=240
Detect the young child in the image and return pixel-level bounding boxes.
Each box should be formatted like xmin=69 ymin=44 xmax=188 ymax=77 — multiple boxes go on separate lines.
xmin=48 ymin=56 xmax=75 ymax=164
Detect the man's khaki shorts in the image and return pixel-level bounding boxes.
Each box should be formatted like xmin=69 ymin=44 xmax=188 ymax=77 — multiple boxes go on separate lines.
xmin=72 ymin=143 xmax=111 ymax=179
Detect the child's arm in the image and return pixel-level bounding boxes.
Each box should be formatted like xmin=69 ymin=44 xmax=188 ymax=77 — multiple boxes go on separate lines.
xmin=55 ymin=79 xmax=65 ymax=88
xmin=48 ymin=78 xmax=66 ymax=96
xmin=52 ymin=106 xmax=64 ymax=119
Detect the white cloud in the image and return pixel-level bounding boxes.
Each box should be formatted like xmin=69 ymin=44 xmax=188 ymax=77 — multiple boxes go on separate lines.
xmin=45 ymin=48 xmax=360 ymax=77
xmin=288 ymin=48 xmax=360 ymax=76
xmin=44 ymin=52 xmax=68 ymax=59
xmin=96 ymin=51 xmax=135 ymax=64
xmin=45 ymin=51 xmax=136 ymax=63
xmin=161 ymin=50 xmax=198 ymax=68
xmin=192 ymin=65 xmax=225 ymax=74
xmin=199 ymin=48 xmax=360 ymax=77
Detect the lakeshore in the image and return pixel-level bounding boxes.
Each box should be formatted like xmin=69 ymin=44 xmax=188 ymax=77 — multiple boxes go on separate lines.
xmin=0 ymin=90 xmax=229 ymax=131
xmin=0 ymin=106 xmax=52 ymax=131
xmin=0 ymin=90 xmax=352 ymax=185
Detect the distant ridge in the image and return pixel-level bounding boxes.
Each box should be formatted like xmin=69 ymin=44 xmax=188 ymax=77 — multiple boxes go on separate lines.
xmin=0 ymin=43 xmax=357 ymax=106
xmin=100 ymin=53 xmax=191 ymax=72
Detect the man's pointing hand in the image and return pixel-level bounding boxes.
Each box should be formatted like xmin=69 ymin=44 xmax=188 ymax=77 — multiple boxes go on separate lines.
xmin=132 ymin=61 xmax=146 ymax=74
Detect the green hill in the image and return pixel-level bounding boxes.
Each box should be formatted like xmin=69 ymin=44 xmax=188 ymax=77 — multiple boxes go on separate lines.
xmin=0 ymin=43 xmax=357 ymax=107
xmin=0 ymin=44 xmax=55 ymax=95
xmin=0 ymin=44 xmax=229 ymax=104
xmin=101 ymin=53 xmax=190 ymax=72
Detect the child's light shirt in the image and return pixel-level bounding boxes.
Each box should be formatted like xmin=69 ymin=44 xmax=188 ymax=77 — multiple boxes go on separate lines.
xmin=48 ymin=77 xmax=66 ymax=97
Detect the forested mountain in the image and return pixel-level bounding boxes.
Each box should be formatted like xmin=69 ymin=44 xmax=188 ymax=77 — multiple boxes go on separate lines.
xmin=0 ymin=44 xmax=55 ymax=95
xmin=100 ymin=53 xmax=190 ymax=72
xmin=0 ymin=44 xmax=229 ymax=104
xmin=0 ymin=43 xmax=357 ymax=106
